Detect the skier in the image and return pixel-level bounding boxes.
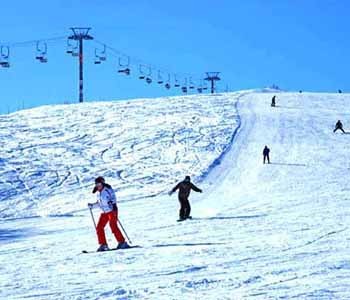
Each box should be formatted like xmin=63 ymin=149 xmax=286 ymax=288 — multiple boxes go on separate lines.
xmin=333 ymin=120 xmax=345 ymax=133
xmin=88 ymin=176 xmax=129 ymax=251
xmin=263 ymin=145 xmax=270 ymax=164
xmin=271 ymin=95 xmax=276 ymax=107
xmin=169 ymin=176 xmax=202 ymax=221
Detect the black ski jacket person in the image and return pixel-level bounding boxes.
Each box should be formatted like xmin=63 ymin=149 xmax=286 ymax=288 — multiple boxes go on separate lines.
xmin=271 ymin=96 xmax=276 ymax=107
xmin=263 ymin=146 xmax=270 ymax=164
xmin=169 ymin=176 xmax=202 ymax=220
xmin=334 ymin=120 xmax=345 ymax=133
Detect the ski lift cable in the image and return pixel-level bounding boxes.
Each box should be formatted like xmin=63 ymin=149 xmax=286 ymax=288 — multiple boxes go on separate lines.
xmin=3 ymin=36 xmax=68 ymax=48
xmin=93 ymin=39 xmax=203 ymax=83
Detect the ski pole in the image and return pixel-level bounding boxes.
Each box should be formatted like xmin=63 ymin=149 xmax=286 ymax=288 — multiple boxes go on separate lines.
xmin=89 ymin=207 xmax=97 ymax=230
xmin=118 ymin=218 xmax=132 ymax=244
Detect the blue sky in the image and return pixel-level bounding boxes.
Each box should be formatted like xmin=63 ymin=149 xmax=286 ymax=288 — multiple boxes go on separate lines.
xmin=0 ymin=0 xmax=349 ymax=113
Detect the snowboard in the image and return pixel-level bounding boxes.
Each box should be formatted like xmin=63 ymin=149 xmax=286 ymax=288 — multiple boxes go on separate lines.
xmin=82 ymin=245 xmax=141 ymax=254
xmin=177 ymin=216 xmax=193 ymax=222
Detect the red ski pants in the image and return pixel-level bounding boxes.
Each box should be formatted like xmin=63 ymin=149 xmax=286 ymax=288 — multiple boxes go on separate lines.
xmin=96 ymin=211 xmax=125 ymax=245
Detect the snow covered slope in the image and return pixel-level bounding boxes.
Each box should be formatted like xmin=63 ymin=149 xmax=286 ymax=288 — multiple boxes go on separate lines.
xmin=0 ymin=94 xmax=241 ymax=219
xmin=1 ymin=92 xmax=350 ymax=299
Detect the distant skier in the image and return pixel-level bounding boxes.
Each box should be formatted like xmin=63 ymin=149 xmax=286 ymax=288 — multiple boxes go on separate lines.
xmin=169 ymin=176 xmax=202 ymax=221
xmin=271 ymin=96 xmax=276 ymax=107
xmin=88 ymin=176 xmax=128 ymax=251
xmin=263 ymin=145 xmax=270 ymax=164
xmin=333 ymin=120 xmax=345 ymax=133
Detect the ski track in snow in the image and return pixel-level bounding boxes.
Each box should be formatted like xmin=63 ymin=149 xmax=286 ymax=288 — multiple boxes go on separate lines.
xmin=0 ymin=94 xmax=240 ymax=219
xmin=1 ymin=91 xmax=350 ymax=299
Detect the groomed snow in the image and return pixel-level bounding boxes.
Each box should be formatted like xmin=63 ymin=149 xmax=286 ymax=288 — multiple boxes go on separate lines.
xmin=1 ymin=91 xmax=350 ymax=299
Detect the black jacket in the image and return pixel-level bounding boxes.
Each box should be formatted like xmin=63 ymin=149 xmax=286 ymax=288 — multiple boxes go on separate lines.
xmin=263 ymin=147 xmax=270 ymax=156
xmin=172 ymin=181 xmax=202 ymax=199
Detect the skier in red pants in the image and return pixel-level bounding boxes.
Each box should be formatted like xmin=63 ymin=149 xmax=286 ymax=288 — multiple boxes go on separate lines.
xmin=88 ymin=176 xmax=129 ymax=251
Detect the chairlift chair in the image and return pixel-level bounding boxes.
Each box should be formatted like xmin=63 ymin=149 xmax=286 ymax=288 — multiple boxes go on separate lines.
xmin=138 ymin=64 xmax=146 ymax=79
xmin=139 ymin=64 xmax=151 ymax=82
xmin=94 ymin=49 xmax=101 ymax=64
xmin=164 ymin=74 xmax=171 ymax=89
xmin=66 ymin=39 xmax=78 ymax=56
xmin=181 ymin=78 xmax=188 ymax=93
xmin=117 ymin=56 xmax=130 ymax=75
xmin=189 ymin=77 xmax=195 ymax=89
xmin=174 ymin=75 xmax=180 ymax=88
xmin=197 ymin=80 xmax=204 ymax=93
xmin=99 ymin=45 xmax=107 ymax=61
xmin=0 ymin=46 xmax=10 ymax=68
xmin=36 ymin=42 xmax=48 ymax=63
xmin=66 ymin=39 xmax=73 ymax=54
xmin=157 ymin=71 xmax=163 ymax=84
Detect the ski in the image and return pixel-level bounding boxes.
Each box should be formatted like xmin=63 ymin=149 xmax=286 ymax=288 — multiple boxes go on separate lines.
xmin=82 ymin=245 xmax=141 ymax=254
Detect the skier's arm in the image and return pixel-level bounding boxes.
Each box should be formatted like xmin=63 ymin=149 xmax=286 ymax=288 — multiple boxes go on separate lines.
xmin=169 ymin=183 xmax=180 ymax=195
xmin=190 ymin=183 xmax=202 ymax=193
xmin=88 ymin=201 xmax=99 ymax=209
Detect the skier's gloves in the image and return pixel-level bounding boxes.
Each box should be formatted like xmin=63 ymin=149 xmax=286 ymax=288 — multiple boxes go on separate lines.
xmin=88 ymin=203 xmax=94 ymax=209
xmin=168 ymin=191 xmax=173 ymax=196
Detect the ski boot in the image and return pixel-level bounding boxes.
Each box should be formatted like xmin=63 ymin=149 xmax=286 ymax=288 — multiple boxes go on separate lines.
xmin=97 ymin=244 xmax=109 ymax=252
xmin=117 ymin=242 xmax=130 ymax=250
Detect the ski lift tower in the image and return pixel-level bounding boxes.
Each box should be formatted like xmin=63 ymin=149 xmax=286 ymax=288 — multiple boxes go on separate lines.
xmin=204 ymin=72 xmax=221 ymax=94
xmin=68 ymin=27 xmax=94 ymax=103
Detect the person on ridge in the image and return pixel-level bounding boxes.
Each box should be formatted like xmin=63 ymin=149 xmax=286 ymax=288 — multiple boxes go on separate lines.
xmin=169 ymin=176 xmax=202 ymax=221
xmin=263 ymin=145 xmax=271 ymax=164
xmin=88 ymin=176 xmax=128 ymax=251
xmin=333 ymin=120 xmax=345 ymax=133
xmin=271 ymin=95 xmax=276 ymax=107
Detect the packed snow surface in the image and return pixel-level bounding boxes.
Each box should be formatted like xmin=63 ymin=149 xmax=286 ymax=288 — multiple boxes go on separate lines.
xmin=1 ymin=91 xmax=350 ymax=299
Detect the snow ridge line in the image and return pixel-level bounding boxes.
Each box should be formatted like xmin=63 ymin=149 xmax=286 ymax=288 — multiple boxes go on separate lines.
xmin=197 ymin=94 xmax=246 ymax=182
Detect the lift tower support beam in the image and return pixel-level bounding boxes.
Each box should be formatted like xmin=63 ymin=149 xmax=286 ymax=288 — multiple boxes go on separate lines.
xmin=68 ymin=27 xmax=93 ymax=103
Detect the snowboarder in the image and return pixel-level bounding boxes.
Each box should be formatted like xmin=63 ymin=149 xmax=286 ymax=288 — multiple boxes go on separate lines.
xmin=263 ymin=145 xmax=270 ymax=164
xmin=88 ymin=176 xmax=129 ymax=251
xmin=333 ymin=120 xmax=345 ymax=133
xmin=271 ymin=96 xmax=276 ymax=107
xmin=169 ymin=176 xmax=202 ymax=221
